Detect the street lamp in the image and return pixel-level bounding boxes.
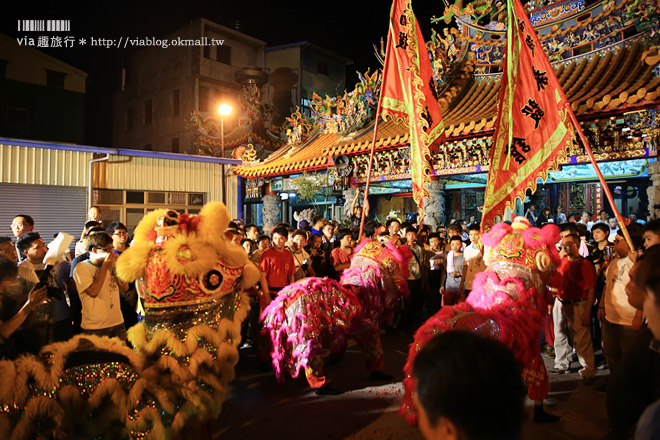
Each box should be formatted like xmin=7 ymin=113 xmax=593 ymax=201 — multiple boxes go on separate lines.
xmin=218 ymin=104 xmax=232 ymax=205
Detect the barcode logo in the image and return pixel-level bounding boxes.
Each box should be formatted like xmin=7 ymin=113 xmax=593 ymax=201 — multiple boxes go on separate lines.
xmin=17 ymin=20 xmax=70 ymax=32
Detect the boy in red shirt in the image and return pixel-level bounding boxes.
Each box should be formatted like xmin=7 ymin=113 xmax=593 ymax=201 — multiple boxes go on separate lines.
xmin=259 ymin=226 xmax=295 ymax=306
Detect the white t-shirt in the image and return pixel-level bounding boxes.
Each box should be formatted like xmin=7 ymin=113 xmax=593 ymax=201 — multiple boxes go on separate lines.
xmin=463 ymin=244 xmax=486 ymax=290
xmin=73 ymin=260 xmax=124 ymax=330
xmin=603 ymin=256 xmax=636 ymax=326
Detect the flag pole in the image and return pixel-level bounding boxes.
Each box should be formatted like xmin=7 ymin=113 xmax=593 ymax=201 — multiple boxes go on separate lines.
xmin=358 ymin=80 xmax=386 ymax=243
xmin=563 ymin=110 xmax=635 ymax=250
xmin=358 ymin=1 xmax=397 ymax=243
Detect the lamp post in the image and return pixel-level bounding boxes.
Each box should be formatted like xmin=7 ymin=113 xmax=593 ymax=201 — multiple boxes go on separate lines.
xmin=218 ymin=104 xmax=232 ymax=205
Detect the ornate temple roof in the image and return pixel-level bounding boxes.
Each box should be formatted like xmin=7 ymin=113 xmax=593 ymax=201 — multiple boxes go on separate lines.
xmin=442 ymin=41 xmax=660 ymax=137
xmin=237 ymin=131 xmax=334 ymax=178
xmin=234 ymin=0 xmax=660 ymax=179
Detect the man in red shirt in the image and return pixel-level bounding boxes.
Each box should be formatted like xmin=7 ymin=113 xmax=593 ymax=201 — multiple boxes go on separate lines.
xmin=550 ymin=233 xmax=597 ymax=383
xmin=259 ymin=226 xmax=295 ymax=305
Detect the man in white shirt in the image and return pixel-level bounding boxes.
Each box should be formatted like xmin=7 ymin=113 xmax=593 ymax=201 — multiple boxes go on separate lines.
xmin=579 ymin=211 xmax=594 ymax=232
xmin=11 ymin=215 xmax=34 ymax=263
xmin=461 ymin=225 xmax=486 ymax=297
xmin=608 ymin=217 xmax=620 ymax=243
xmin=597 ymin=227 xmax=644 ymax=374
xmin=73 ymin=233 xmax=126 ymax=340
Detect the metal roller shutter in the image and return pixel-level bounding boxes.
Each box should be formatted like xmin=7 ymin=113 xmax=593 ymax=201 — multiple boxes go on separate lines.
xmin=0 ymin=183 xmax=87 ymax=251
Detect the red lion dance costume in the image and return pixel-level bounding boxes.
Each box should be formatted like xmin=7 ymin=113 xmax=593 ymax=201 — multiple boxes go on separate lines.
xmin=261 ymin=239 xmax=412 ymax=388
xmin=400 ymin=217 xmax=560 ymax=424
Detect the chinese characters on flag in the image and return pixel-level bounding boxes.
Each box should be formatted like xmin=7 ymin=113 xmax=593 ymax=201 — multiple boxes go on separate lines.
xmin=380 ymin=0 xmax=444 ymax=220
xmin=482 ymin=0 xmax=572 ymax=229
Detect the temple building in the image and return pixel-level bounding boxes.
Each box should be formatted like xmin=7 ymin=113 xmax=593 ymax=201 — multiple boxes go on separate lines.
xmin=231 ymin=0 xmax=660 ymax=230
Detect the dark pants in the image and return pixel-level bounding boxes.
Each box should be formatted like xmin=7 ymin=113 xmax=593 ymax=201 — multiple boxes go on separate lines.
xmin=602 ymin=319 xmax=639 ymax=375
xmin=402 ymin=279 xmax=423 ymax=331
xmin=426 ymin=270 xmax=443 ymax=317
xmin=241 ymin=296 xmax=261 ymax=345
xmin=53 ymin=319 xmax=72 ymax=342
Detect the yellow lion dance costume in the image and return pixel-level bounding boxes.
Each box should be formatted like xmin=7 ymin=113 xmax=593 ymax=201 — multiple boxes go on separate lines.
xmin=0 ymin=202 xmax=259 ymax=439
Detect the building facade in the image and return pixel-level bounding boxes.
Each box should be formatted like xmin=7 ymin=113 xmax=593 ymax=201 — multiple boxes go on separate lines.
xmin=0 ymin=138 xmax=241 ymax=242
xmin=113 ymin=19 xmax=266 ymax=154
xmin=266 ymin=42 xmax=353 ymax=125
xmin=0 ymin=33 xmax=87 ymax=144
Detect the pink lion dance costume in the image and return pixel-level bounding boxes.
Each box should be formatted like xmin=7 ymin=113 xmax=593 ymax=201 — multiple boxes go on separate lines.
xmin=400 ymin=217 xmax=560 ymax=424
xmin=261 ymin=239 xmax=412 ymax=388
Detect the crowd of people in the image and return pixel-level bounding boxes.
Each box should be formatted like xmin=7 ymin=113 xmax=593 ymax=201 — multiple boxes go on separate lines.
xmin=0 ymin=207 xmax=137 ymax=358
xmin=1 ymin=203 xmax=660 ymax=438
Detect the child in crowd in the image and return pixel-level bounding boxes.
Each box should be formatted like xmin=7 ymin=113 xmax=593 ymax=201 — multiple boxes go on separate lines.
xmin=441 ymin=236 xmax=464 ymax=306
xmin=643 ymin=220 xmax=660 ymax=250
xmin=460 ymin=225 xmax=485 ymax=298
xmin=330 ymin=228 xmax=355 ymax=278
xmin=427 ymin=233 xmax=445 ymax=316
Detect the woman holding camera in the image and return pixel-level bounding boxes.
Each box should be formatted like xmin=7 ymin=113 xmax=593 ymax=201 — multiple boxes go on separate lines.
xmin=288 ymin=230 xmax=315 ymax=280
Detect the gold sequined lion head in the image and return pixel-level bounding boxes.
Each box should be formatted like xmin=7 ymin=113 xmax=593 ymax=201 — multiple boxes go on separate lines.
xmin=116 ymin=202 xmax=260 ymax=311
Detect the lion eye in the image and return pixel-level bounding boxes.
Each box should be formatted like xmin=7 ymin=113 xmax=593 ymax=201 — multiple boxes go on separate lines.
xmin=199 ymin=270 xmax=223 ymax=294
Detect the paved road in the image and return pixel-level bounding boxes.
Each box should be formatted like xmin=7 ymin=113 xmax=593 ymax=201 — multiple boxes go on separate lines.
xmin=213 ymin=332 xmax=609 ymax=439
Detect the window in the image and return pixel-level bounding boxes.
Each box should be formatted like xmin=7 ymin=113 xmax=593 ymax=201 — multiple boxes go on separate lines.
xmin=126 ymin=191 xmax=144 ymax=204
xmin=199 ymin=86 xmax=210 ymax=112
xmin=93 ymin=189 xmax=123 ymax=205
xmin=169 ymin=193 xmax=187 ymax=204
xmin=173 ymin=89 xmax=180 ymax=116
xmin=148 ymin=192 xmax=166 ymax=204
xmin=317 ymin=61 xmax=328 ymax=76
xmin=144 ymin=99 xmax=152 ymax=125
xmin=8 ymin=107 xmax=29 ymax=128
xmin=301 ymin=97 xmax=312 ymax=118
xmin=126 ymin=107 xmax=133 ymax=131
xmin=217 ymin=45 xmax=231 ymax=65
xmin=172 ymin=137 xmax=179 ymax=153
xmin=189 ymin=193 xmax=205 ymax=205
xmin=46 ymin=69 xmax=66 ymax=89
xmin=203 ymin=45 xmax=212 ymax=59
xmin=122 ymin=59 xmax=131 ymax=86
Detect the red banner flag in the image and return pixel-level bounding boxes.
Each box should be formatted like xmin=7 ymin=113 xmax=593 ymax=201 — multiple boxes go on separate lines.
xmin=380 ymin=0 xmax=444 ymax=220
xmin=482 ymin=0 xmax=572 ymax=229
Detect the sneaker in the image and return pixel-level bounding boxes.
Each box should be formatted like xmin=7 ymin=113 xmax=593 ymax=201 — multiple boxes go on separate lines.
xmin=548 ymin=367 xmax=568 ymax=375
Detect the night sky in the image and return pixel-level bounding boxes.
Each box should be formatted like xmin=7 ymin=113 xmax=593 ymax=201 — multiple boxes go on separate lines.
xmin=1 ymin=1 xmax=442 ymax=147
